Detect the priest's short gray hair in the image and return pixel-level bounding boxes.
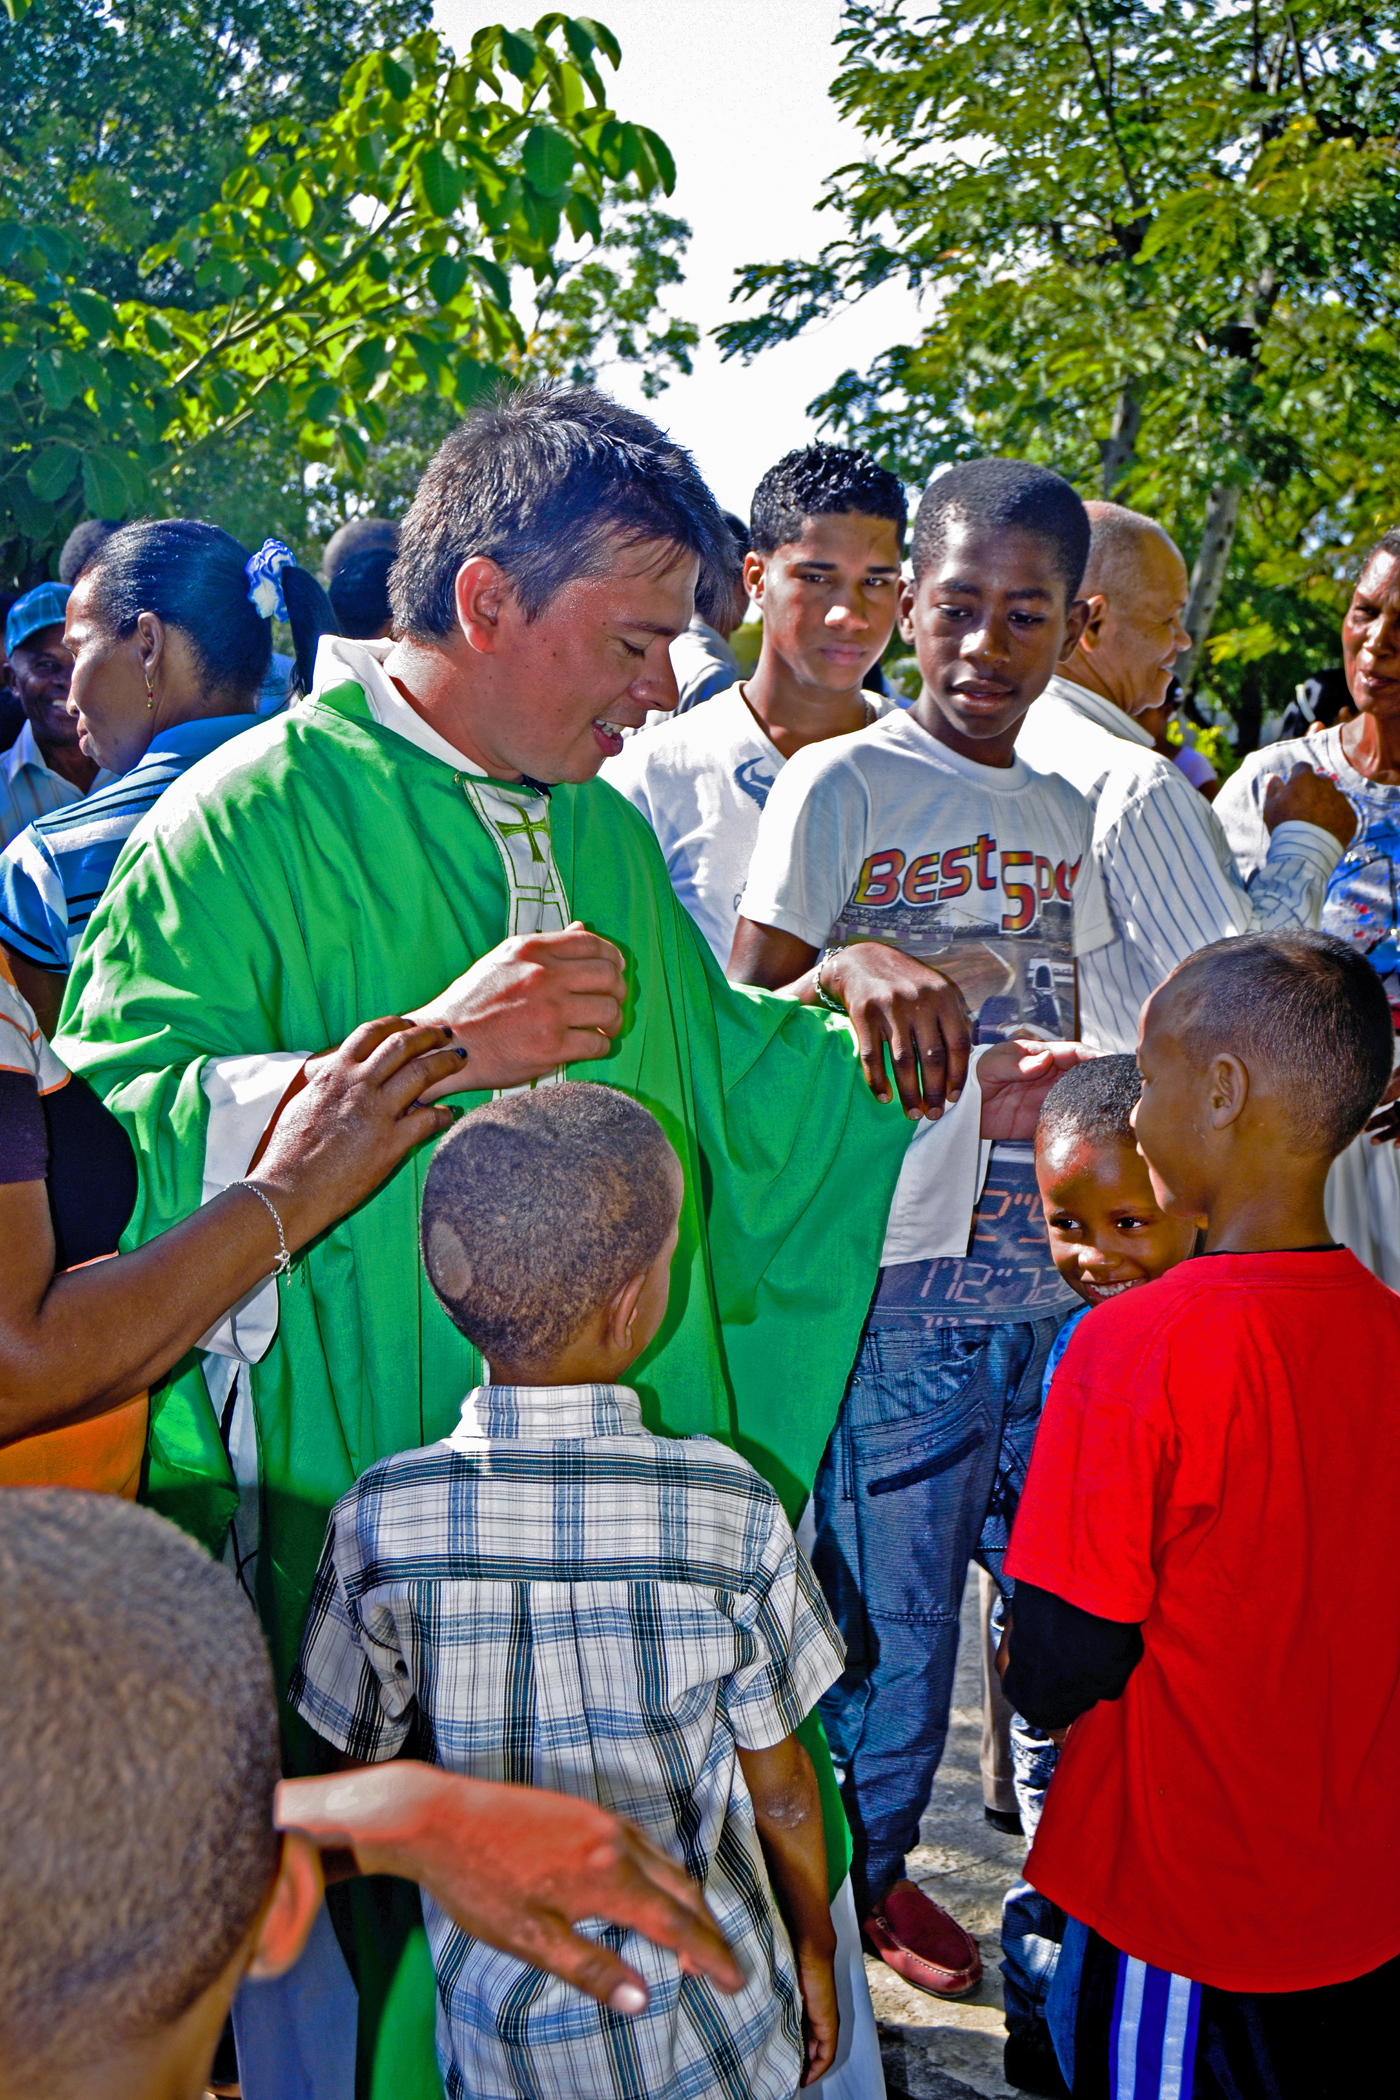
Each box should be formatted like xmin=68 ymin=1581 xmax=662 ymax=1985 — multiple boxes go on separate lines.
xmin=0 ymin=1491 xmax=281 ymax=2091
xmin=391 ymin=384 xmax=738 ymax=635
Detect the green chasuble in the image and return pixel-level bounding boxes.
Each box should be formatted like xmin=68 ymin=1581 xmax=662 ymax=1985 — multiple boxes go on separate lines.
xmin=59 ymin=677 xmax=914 ymax=2098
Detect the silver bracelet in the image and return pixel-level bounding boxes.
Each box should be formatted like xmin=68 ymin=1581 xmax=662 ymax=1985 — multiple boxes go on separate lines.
xmin=232 ymin=1180 xmax=293 ymax=1278
xmin=813 ymin=950 xmax=846 ymax=1015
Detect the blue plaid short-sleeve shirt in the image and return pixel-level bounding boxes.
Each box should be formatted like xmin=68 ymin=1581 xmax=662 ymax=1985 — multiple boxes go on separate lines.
xmin=291 ymin=1382 xmax=845 ymax=2100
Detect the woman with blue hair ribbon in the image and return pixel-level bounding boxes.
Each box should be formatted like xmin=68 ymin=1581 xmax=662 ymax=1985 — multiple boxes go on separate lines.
xmin=0 ymin=525 xmax=338 ymax=1036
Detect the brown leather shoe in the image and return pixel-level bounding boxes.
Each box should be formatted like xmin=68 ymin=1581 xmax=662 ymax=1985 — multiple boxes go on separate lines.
xmin=862 ymin=1879 xmax=982 ymax=1998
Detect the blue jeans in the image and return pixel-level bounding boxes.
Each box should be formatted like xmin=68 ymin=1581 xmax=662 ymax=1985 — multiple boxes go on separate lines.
xmin=811 ymin=1313 xmax=1060 ymax=1915
xmin=1002 ymin=1706 xmax=1065 ymax=2041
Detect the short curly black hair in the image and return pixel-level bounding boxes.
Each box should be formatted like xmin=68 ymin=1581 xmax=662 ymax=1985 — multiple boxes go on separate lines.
xmin=1169 ymin=930 xmax=1394 ymax=1158
xmin=911 ymin=458 xmax=1090 ymax=598
xmin=1036 ymin=1053 xmax=1142 ymax=1154
xmin=421 ymin=1082 xmax=682 ymax=1369
xmin=0 ymin=1492 xmax=280 ymax=2091
xmin=749 ymin=444 xmax=907 ymax=556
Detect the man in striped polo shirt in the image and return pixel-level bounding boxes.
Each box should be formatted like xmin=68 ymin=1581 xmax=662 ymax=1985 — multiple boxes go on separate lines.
xmin=0 ymin=585 xmax=98 ymax=855
xmin=1016 ymin=502 xmax=1355 ymax=1052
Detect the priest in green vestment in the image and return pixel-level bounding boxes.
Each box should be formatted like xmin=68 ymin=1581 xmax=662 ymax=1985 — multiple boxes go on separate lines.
xmin=59 ymin=389 xmax=1077 ymax=2100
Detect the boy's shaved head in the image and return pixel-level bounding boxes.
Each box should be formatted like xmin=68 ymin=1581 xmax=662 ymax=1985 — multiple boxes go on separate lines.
xmin=912 ymin=458 xmax=1090 ymax=598
xmin=1169 ymin=930 xmax=1393 ymax=1157
xmin=1080 ymin=501 xmax=1182 ymax=603
xmin=421 ymin=1082 xmax=682 ymax=1367
xmin=0 ymin=1491 xmax=280 ymax=2093
xmin=1036 ymin=1053 xmax=1141 ymax=1155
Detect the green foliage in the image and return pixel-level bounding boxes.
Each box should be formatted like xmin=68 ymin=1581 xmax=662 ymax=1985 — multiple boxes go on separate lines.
xmin=1166 ymin=716 xmax=1236 ymax=781
xmin=0 ymin=0 xmax=433 ymax=313
xmin=527 ymin=201 xmax=698 ymax=398
xmin=0 ymin=13 xmax=684 ymax=578
xmin=718 ymin=2 xmax=1400 ymax=741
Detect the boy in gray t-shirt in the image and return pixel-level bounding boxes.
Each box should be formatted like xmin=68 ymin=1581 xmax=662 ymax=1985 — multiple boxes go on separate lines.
xmin=734 ymin=459 xmax=1108 ymax=2007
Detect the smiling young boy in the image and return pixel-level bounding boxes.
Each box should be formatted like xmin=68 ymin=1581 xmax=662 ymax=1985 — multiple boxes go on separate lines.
xmin=602 ymin=443 xmax=906 ymax=964
xmin=731 ymin=458 xmax=1112 ymax=1996
xmin=1004 ymin=931 xmax=1400 ymax=2098
xmin=996 ymin=1055 xmax=1201 ymax=2096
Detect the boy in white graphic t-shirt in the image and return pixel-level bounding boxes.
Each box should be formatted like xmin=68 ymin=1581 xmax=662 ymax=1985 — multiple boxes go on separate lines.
xmin=602 ymin=444 xmax=906 ymax=964
xmin=734 ymin=460 xmax=1111 ymax=2016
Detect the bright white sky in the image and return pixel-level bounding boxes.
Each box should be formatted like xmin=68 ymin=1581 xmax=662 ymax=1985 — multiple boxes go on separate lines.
xmin=431 ymin=0 xmax=927 ymax=515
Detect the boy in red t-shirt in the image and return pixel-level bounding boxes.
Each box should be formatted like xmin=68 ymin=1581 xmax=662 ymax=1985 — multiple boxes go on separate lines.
xmin=1003 ymin=929 xmax=1400 ymax=2098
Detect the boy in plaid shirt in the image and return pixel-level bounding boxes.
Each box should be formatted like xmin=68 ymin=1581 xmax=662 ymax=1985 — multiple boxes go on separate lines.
xmin=291 ymin=1082 xmax=850 ymax=2100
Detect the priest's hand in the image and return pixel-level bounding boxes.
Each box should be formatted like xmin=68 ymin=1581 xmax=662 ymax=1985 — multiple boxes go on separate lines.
xmin=276 ymin=1763 xmax=745 ymax=2015
xmin=976 ymin=1039 xmax=1097 ymax=1141
xmin=407 ymin=923 xmax=628 ymax=1095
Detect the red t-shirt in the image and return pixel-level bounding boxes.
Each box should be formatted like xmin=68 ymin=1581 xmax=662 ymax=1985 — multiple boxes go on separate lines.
xmin=1006 ymin=1248 xmax=1400 ymax=1992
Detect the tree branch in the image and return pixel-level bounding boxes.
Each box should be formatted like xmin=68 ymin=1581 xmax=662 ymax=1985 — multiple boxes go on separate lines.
xmin=167 ymin=181 xmax=416 ymax=387
xmin=1072 ymin=9 xmax=1143 ymax=212
xmin=1285 ymin=12 xmax=1311 ymax=100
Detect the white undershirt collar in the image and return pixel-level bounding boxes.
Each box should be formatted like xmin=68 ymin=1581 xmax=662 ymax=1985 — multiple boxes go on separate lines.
xmin=310 ymin=633 xmax=489 ymax=777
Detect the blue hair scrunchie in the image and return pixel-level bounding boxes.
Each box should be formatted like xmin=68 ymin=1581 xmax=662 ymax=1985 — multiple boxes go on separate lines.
xmin=246 ymin=538 xmax=297 ymax=623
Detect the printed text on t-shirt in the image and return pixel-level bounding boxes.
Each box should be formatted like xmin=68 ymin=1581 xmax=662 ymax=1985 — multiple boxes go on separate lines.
xmin=851 ymin=835 xmax=1083 ymax=931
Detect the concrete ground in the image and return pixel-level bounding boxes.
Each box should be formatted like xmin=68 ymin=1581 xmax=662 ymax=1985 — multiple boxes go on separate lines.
xmin=869 ymin=1573 xmax=1027 ymax=2100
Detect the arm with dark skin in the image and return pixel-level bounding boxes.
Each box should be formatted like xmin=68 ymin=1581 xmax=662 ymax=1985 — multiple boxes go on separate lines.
xmin=736 ymin=1735 xmax=839 ymax=2087
xmin=278 ymin=1763 xmax=745 ymax=2017
xmin=0 ymin=1020 xmax=462 ymax=1440
xmin=729 ymin=921 xmax=1095 ymax=1128
xmin=3 ymin=948 xmax=64 ymax=1040
xmin=997 ymin=1581 xmax=1145 ymax=1739
xmin=728 ymin=922 xmax=972 ymax=1120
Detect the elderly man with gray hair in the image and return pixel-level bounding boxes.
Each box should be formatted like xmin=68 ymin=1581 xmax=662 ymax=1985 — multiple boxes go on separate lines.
xmin=1016 ymin=501 xmax=1356 ymax=1050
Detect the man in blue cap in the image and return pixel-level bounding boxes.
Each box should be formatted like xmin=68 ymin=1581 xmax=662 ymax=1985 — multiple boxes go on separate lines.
xmin=0 ymin=583 xmax=98 ymax=849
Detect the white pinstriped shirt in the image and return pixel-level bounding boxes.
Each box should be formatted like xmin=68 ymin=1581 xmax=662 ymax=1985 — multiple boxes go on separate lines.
xmin=1016 ymin=677 xmax=1344 ymax=1051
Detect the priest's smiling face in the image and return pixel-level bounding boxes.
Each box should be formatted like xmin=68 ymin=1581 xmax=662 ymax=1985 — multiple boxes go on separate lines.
xmin=388 ymin=535 xmax=699 ymax=785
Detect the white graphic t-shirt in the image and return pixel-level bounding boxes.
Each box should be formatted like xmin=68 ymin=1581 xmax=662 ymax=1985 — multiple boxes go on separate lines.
xmin=602 ymin=684 xmax=896 ymax=968
xmin=742 ymin=710 xmax=1112 ymax=1318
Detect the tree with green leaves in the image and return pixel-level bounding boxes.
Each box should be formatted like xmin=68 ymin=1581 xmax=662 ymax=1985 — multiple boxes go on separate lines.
xmin=719 ymin=2 xmax=1400 ymax=744
xmin=0 ymin=11 xmax=688 ymax=580
xmin=0 ymin=0 xmax=433 ymax=306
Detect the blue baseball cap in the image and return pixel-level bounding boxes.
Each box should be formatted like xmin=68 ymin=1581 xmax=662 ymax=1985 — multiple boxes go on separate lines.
xmin=5 ymin=582 xmax=71 ymax=656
